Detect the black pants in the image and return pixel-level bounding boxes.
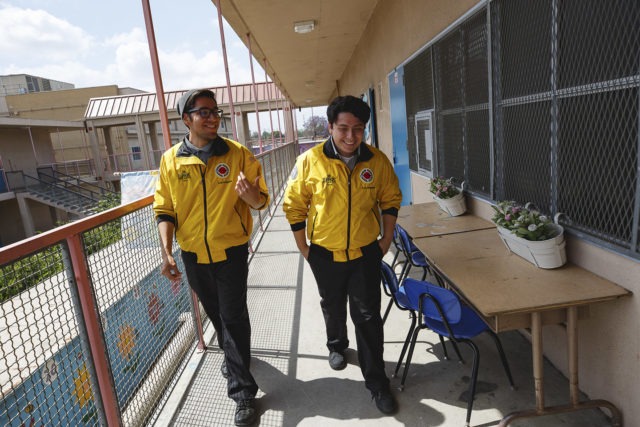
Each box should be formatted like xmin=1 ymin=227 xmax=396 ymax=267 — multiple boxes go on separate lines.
xmin=308 ymin=241 xmax=390 ymax=393
xmin=181 ymin=244 xmax=258 ymax=401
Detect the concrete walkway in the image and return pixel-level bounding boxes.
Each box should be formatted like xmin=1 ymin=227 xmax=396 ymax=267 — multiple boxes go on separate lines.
xmin=152 ymin=204 xmax=613 ymax=427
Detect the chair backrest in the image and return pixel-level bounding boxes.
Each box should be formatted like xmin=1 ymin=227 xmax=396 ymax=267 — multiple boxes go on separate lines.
xmin=381 ymin=260 xmax=412 ymax=309
xmin=381 ymin=260 xmax=400 ymax=294
xmin=403 ymin=278 xmax=462 ymax=324
xmin=392 ymin=227 xmax=402 ymax=251
xmin=395 ymin=225 xmax=415 ymax=257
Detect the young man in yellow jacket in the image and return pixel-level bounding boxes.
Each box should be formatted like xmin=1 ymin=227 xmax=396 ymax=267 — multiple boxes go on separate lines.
xmin=283 ymin=95 xmax=402 ymax=414
xmin=154 ymin=89 xmax=269 ymax=426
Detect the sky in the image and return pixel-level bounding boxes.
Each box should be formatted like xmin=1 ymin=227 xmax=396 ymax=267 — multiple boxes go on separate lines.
xmin=0 ymin=0 xmax=318 ymax=130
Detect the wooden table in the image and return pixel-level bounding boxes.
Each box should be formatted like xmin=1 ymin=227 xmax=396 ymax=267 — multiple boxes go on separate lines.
xmin=397 ymin=202 xmax=494 ymax=238
xmin=413 ymin=228 xmax=631 ymax=426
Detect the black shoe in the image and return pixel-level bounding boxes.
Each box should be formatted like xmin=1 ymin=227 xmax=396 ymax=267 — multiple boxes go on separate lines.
xmin=234 ymin=399 xmax=257 ymax=426
xmin=329 ymin=351 xmax=347 ymax=370
xmin=220 ymin=360 xmax=229 ymax=378
xmin=372 ymin=389 xmax=397 ymax=415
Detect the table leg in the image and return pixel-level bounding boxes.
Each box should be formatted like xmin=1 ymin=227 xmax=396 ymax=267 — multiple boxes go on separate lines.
xmin=532 ymin=311 xmax=544 ymax=411
xmin=567 ymin=306 xmax=579 ymax=405
xmin=499 ymin=308 xmax=624 ymax=427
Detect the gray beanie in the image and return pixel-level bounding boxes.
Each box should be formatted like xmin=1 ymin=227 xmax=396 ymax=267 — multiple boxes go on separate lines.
xmin=176 ymin=89 xmax=200 ymax=117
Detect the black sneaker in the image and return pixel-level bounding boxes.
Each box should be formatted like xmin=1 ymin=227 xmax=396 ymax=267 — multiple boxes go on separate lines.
xmin=220 ymin=360 xmax=229 ymax=378
xmin=329 ymin=351 xmax=347 ymax=370
xmin=372 ymin=389 xmax=397 ymax=415
xmin=234 ymin=399 xmax=257 ymax=426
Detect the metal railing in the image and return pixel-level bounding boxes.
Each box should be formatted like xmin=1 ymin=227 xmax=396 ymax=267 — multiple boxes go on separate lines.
xmin=41 ymin=159 xmax=97 ymax=179
xmin=37 ymin=167 xmax=118 ymax=197
xmin=0 ymin=142 xmax=297 ymax=426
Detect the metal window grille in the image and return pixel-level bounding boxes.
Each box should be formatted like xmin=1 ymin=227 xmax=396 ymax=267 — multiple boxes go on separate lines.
xmin=402 ymin=0 xmax=640 ymax=258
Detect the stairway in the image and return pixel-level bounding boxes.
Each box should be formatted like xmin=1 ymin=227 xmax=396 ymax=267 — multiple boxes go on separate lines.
xmin=7 ymin=170 xmax=119 ymax=217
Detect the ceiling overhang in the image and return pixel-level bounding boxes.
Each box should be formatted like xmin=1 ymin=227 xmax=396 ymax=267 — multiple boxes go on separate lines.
xmin=218 ymin=0 xmax=380 ymax=107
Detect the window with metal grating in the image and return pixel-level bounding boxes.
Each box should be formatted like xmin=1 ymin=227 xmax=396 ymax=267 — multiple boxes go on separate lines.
xmin=401 ymin=0 xmax=640 ymax=258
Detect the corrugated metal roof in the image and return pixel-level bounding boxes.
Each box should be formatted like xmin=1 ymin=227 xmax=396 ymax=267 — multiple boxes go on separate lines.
xmin=84 ymin=82 xmax=284 ymax=119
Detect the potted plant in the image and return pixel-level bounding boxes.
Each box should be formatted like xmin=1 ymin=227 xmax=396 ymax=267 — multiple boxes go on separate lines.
xmin=491 ymin=201 xmax=566 ymax=269
xmin=430 ymin=176 xmax=466 ymax=216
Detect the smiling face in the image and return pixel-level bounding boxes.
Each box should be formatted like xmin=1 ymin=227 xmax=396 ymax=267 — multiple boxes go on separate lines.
xmin=328 ymin=112 xmax=366 ymax=157
xmin=182 ymin=95 xmax=220 ymax=148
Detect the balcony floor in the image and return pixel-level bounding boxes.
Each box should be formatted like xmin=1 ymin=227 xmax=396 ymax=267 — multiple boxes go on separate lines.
xmin=152 ymin=202 xmax=612 ymax=427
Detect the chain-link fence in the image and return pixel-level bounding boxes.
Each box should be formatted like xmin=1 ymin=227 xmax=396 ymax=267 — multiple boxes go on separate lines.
xmin=402 ymin=0 xmax=640 ymax=258
xmin=0 ymin=142 xmax=298 ymax=426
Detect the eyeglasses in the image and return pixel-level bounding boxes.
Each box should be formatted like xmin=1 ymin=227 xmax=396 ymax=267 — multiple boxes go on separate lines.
xmin=187 ymin=108 xmax=223 ymax=119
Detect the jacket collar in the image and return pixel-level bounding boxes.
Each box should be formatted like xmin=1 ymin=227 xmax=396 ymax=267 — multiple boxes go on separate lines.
xmin=321 ymin=136 xmax=374 ymax=162
xmin=176 ymin=135 xmax=230 ymax=158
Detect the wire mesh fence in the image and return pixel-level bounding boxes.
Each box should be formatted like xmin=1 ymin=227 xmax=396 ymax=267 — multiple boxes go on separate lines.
xmin=0 ymin=142 xmax=298 ymax=426
xmin=401 ymin=0 xmax=640 ymax=258
xmin=0 ymin=242 xmax=102 ymax=426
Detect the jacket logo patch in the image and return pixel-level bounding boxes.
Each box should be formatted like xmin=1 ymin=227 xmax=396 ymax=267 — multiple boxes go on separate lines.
xmin=216 ymin=163 xmax=230 ymax=178
xmin=178 ymin=170 xmax=191 ymax=181
xmin=360 ymin=168 xmax=374 ymax=183
xmin=323 ymin=174 xmax=336 ymax=186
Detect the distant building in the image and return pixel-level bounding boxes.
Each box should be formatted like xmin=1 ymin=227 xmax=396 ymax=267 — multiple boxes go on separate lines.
xmin=0 ymin=73 xmax=74 ymax=103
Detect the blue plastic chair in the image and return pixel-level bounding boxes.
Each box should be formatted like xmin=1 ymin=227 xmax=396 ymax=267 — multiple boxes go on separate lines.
xmin=395 ymin=224 xmax=431 ymax=284
xmin=401 ymin=278 xmax=515 ymax=427
xmin=381 ymin=261 xmax=460 ymax=379
xmin=390 ymin=226 xmax=404 ymax=270
xmin=380 ymin=261 xmax=417 ymax=377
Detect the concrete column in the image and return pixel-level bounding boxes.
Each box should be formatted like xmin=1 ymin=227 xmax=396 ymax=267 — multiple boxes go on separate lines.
xmin=234 ymin=109 xmax=249 ymax=145
xmin=234 ymin=111 xmax=249 ymax=148
xmin=134 ymin=115 xmax=152 ymax=170
xmin=147 ymin=122 xmax=160 ymax=168
xmin=86 ymin=121 xmax=106 ymax=180
xmin=283 ymin=102 xmax=295 ymax=143
xmin=17 ymin=193 xmax=35 ymax=238
xmin=103 ymin=126 xmax=115 ymax=174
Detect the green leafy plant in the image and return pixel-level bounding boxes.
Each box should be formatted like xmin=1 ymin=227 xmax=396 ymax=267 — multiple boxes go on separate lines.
xmin=491 ymin=200 xmax=556 ymax=241
xmin=429 ymin=176 xmax=460 ymax=199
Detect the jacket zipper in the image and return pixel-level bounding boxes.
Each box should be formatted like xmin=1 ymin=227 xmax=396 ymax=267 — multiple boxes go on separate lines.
xmin=346 ymin=169 xmax=352 ymax=261
xmin=201 ymin=165 xmax=214 ymax=263
xmin=234 ymin=206 xmax=249 ymax=235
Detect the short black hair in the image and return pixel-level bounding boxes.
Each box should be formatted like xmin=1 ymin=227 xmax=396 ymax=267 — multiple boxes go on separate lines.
xmin=326 ymin=95 xmax=370 ymax=125
xmin=177 ymin=89 xmax=217 ymax=118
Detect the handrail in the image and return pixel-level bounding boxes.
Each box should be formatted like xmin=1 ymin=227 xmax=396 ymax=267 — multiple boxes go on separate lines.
xmin=23 ymin=174 xmax=99 ymax=205
xmin=36 ymin=170 xmax=110 ymax=201
xmin=38 ymin=166 xmax=118 ymax=196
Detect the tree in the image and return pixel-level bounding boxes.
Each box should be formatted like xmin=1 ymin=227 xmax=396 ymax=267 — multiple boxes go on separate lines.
xmin=302 ymin=116 xmax=329 ymax=140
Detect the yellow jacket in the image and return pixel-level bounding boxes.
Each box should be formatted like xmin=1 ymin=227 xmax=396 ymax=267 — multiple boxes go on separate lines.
xmin=154 ymin=136 xmax=269 ymax=263
xmin=283 ymin=140 xmax=402 ymax=261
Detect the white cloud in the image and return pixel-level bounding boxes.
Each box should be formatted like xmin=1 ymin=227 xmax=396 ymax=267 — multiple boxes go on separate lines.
xmin=0 ymin=6 xmax=93 ymax=63
xmin=0 ymin=4 xmax=261 ymax=93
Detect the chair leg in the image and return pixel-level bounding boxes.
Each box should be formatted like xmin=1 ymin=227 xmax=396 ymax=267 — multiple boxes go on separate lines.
xmin=438 ymin=334 xmax=449 ymax=359
xmin=488 ymin=331 xmax=515 ymax=388
xmin=390 ymin=250 xmax=400 ymax=268
xmin=399 ymin=324 xmax=424 ymax=391
xmin=461 ymin=340 xmax=480 ymax=427
xmin=382 ymin=298 xmax=393 ymax=325
xmin=438 ymin=335 xmax=465 ymax=363
xmin=420 ymin=268 xmax=427 ymax=281
xmin=393 ymin=312 xmax=417 ymax=378
xmin=399 ymin=264 xmax=412 ymax=283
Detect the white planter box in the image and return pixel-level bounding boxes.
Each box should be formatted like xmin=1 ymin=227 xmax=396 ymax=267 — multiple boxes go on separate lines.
xmin=433 ymin=192 xmax=466 ymax=217
xmin=496 ymin=223 xmax=567 ymax=269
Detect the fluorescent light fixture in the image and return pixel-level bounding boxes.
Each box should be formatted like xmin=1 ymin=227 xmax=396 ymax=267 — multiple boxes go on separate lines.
xmin=294 ymin=20 xmax=316 ymax=34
